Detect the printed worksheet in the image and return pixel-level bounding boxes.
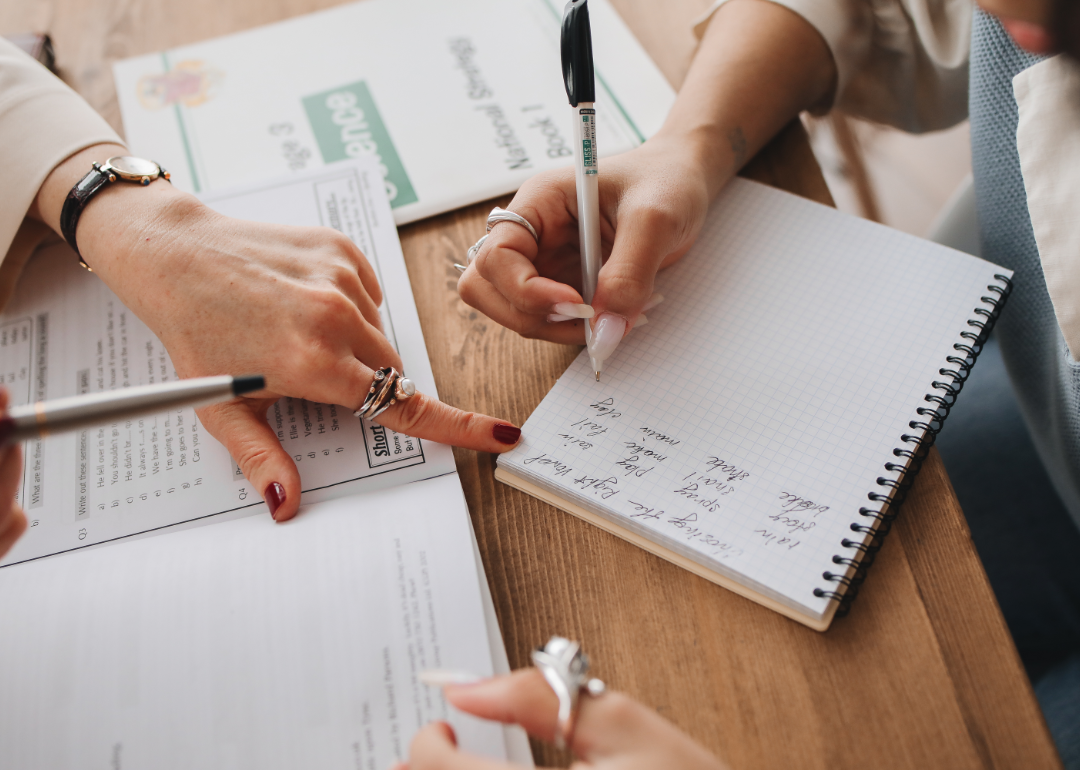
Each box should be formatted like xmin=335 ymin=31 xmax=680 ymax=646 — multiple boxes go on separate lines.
xmin=0 ymin=159 xmax=456 ymax=566
xmin=0 ymin=475 xmax=512 ymax=768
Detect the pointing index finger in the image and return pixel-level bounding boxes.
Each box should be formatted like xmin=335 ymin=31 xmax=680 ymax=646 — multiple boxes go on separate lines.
xmin=373 ymin=391 xmax=521 ymax=453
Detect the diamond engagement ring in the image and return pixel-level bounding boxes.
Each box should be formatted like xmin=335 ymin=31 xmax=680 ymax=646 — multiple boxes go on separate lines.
xmin=455 ymin=206 xmax=540 ymax=272
xmin=532 ymin=636 xmax=607 ymax=751
xmin=354 ymin=367 xmax=416 ymax=421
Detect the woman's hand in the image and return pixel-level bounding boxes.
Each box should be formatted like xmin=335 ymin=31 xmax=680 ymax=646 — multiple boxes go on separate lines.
xmin=0 ymin=389 xmax=26 ymax=559
xmin=459 ymin=0 xmax=838 ymax=361
xmin=457 ymin=135 xmax=711 ymax=345
xmin=399 ymin=669 xmax=729 ymax=770
xmin=32 ymin=144 xmax=522 ymax=523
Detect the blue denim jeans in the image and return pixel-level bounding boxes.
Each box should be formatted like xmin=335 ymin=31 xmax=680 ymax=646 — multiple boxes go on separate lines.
xmin=937 ymin=334 xmax=1080 ymax=768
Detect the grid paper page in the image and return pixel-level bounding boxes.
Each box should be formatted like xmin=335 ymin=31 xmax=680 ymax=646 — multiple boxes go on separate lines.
xmin=498 ymin=178 xmax=1010 ymax=622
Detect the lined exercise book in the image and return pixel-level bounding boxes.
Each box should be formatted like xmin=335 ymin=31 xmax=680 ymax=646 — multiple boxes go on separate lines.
xmin=496 ymin=178 xmax=1011 ymax=631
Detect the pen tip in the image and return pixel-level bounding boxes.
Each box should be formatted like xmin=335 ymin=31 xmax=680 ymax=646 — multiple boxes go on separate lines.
xmin=595 ymin=372 xmax=600 ymax=382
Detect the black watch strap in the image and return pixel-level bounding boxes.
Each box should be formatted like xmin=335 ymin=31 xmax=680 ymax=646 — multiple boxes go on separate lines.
xmin=60 ymin=164 xmax=112 ymax=270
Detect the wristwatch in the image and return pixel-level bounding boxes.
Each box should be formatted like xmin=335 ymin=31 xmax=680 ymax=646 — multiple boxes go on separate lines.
xmin=60 ymin=156 xmax=170 ymax=270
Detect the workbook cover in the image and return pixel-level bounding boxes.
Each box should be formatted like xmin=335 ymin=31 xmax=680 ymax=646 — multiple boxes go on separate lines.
xmin=113 ymin=0 xmax=675 ymax=224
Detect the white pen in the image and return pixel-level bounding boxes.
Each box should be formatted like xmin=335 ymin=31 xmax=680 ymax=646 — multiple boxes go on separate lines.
xmin=562 ymin=0 xmax=607 ymax=381
xmin=0 ymin=375 xmax=264 ymax=446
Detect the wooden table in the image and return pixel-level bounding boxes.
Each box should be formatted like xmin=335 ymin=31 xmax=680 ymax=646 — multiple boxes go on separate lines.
xmin=1 ymin=0 xmax=1062 ymax=767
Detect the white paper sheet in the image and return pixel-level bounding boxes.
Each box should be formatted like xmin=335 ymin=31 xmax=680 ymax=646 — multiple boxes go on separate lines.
xmin=0 ymin=158 xmax=455 ymax=567
xmin=112 ymin=0 xmax=675 ymax=224
xmin=0 ymin=474 xmax=509 ymax=768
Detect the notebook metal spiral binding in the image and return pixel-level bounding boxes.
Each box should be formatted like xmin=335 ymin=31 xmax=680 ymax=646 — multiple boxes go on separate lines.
xmin=813 ymin=273 xmax=1014 ymax=617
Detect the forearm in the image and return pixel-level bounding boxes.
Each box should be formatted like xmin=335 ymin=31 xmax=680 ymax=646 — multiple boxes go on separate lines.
xmin=656 ymin=0 xmax=836 ymax=198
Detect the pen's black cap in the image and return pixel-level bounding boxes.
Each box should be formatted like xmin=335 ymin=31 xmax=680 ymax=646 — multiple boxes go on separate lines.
xmin=561 ymin=0 xmax=596 ymax=107
xmin=232 ymin=375 xmax=266 ymax=396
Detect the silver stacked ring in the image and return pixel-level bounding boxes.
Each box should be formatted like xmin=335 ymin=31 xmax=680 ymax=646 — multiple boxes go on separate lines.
xmin=354 ymin=366 xmax=416 ymax=421
xmin=531 ymin=636 xmax=607 ymax=751
xmin=455 ymin=206 xmax=540 ymax=272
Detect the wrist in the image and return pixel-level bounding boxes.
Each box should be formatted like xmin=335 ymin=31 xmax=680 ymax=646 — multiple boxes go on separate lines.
xmin=30 ymin=143 xmax=129 ymax=232
xmin=647 ymin=125 xmax=735 ymax=199
xmin=76 ymin=181 xmax=204 ymax=277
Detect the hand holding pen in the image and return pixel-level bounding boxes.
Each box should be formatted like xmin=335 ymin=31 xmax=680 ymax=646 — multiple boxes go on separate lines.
xmin=562 ymin=0 xmax=604 ymax=378
xmin=457 ymin=1 xmax=710 ymax=371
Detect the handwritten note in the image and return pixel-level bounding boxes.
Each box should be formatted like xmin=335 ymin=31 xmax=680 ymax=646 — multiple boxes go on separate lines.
xmin=515 ymin=395 xmax=814 ymax=566
xmin=498 ymin=178 xmax=1011 ymax=623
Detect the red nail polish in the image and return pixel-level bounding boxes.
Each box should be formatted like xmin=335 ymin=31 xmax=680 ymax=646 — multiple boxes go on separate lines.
xmin=264 ymin=482 xmax=286 ymax=520
xmin=492 ymin=424 xmax=521 ymax=445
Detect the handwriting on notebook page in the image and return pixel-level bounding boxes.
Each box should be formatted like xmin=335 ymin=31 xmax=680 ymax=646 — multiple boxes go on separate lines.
xmin=518 ymin=393 xmax=832 ymax=561
xmin=498 ymin=178 xmax=1013 ymax=623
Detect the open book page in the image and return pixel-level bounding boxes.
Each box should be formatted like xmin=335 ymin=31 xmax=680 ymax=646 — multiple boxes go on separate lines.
xmin=0 ymin=474 xmax=510 ymax=767
xmin=0 ymin=159 xmax=455 ymax=567
xmin=112 ymin=0 xmax=675 ymax=224
xmin=498 ymin=178 xmax=1010 ymax=624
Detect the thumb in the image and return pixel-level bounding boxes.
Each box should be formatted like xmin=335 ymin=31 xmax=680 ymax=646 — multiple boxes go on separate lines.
xmin=196 ymin=397 xmax=302 ymax=522
xmin=591 ymin=207 xmax=683 ymax=325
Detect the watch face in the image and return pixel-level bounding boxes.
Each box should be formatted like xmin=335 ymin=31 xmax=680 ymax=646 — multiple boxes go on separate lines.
xmin=106 ymin=156 xmax=160 ymax=179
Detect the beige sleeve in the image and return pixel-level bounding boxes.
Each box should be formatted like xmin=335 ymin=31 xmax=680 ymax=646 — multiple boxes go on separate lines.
xmin=693 ymin=0 xmax=972 ymax=133
xmin=0 ymin=37 xmax=125 ymax=272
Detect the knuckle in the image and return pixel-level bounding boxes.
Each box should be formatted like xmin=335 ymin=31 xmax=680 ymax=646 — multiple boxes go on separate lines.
xmin=232 ymin=439 xmax=280 ymax=479
xmin=328 ymin=259 xmax=362 ymax=289
xmin=389 ymin=393 xmax=427 ymax=435
xmin=472 ymin=245 xmax=494 ymax=278
xmin=308 ymin=287 xmax=355 ymax=324
xmin=448 ymin=407 xmax=481 ymax=437
xmin=324 ymin=228 xmax=361 ymax=258
xmin=391 ymin=394 xmax=469 ymax=440
xmin=474 ymin=243 xmax=517 ymax=284
xmin=456 ymin=272 xmax=482 ymax=308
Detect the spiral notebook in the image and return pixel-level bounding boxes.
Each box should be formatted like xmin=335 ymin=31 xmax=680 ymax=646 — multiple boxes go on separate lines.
xmin=495 ymin=178 xmax=1011 ymax=631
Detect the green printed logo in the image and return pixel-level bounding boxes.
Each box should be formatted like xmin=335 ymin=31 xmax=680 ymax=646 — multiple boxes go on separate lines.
xmin=302 ymin=80 xmax=417 ymax=208
xmin=580 ymin=112 xmax=597 ymax=174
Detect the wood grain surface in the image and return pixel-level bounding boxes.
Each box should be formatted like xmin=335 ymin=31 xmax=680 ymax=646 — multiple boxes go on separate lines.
xmin=0 ymin=0 xmax=1061 ymax=766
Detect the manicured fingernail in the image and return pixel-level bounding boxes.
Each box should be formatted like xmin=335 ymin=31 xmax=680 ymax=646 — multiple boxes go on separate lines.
xmin=589 ymin=313 xmax=627 ymax=363
xmin=552 ymin=302 xmax=594 ymax=319
xmin=642 ymin=292 xmax=665 ymax=311
xmin=547 ymin=313 xmax=576 ymax=323
xmin=0 ymin=416 xmax=15 ymax=448
xmin=419 ymin=669 xmax=483 ymax=687
xmin=633 ymin=314 xmax=649 ymax=328
xmin=492 ymin=423 xmax=521 ymax=445
xmin=264 ymin=482 xmax=286 ymax=520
